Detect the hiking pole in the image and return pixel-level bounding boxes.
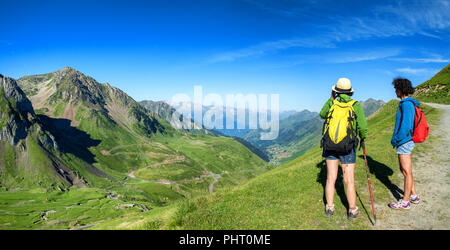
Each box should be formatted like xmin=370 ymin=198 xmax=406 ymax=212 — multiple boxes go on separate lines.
xmin=362 ymin=146 xmax=376 ymax=225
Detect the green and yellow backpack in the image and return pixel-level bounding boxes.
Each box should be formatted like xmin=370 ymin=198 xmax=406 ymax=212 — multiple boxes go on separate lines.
xmin=321 ymin=99 xmax=359 ymax=153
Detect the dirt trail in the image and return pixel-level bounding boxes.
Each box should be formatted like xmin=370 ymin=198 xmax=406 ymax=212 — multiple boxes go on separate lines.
xmin=209 ymin=174 xmax=222 ymax=193
xmin=374 ymin=103 xmax=450 ymax=230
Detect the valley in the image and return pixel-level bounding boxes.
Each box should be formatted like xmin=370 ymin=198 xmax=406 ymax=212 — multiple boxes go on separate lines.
xmin=0 ymin=68 xmax=270 ymax=229
xmin=0 ymin=64 xmax=448 ymax=230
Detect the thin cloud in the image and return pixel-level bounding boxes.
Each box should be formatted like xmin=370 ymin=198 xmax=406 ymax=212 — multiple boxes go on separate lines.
xmin=396 ymin=67 xmax=440 ymax=75
xmin=328 ymin=49 xmax=402 ymax=63
xmin=377 ymin=69 xmax=396 ymax=77
xmin=375 ymin=0 xmax=450 ymax=32
xmin=390 ymin=57 xmax=450 ymax=63
xmin=208 ymin=38 xmax=336 ymax=63
xmin=240 ymin=48 xmax=402 ymax=70
xmin=209 ymin=0 xmax=450 ymax=63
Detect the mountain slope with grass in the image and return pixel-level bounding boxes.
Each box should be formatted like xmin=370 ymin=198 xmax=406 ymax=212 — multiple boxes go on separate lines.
xmin=138 ymin=100 xmax=219 ymax=136
xmin=16 ymin=67 xmax=267 ymax=188
xmin=162 ymin=100 xmax=441 ymax=230
xmin=139 ymin=100 xmax=269 ymax=161
xmin=413 ymin=64 xmax=450 ymax=104
xmin=243 ymin=100 xmax=384 ymax=165
xmin=0 ymin=75 xmax=85 ymax=190
xmin=16 ymin=67 xmax=175 ymax=186
xmin=0 ymin=68 xmax=270 ymax=229
xmin=244 ymin=113 xmax=322 ymax=165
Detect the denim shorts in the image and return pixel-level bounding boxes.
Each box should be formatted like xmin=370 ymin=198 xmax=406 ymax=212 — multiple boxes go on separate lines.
xmin=397 ymin=140 xmax=415 ymax=155
xmin=323 ymin=147 xmax=356 ymax=164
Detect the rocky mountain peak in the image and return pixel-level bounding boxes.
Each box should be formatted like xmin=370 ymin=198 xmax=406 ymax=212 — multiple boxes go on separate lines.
xmin=55 ymin=66 xmax=87 ymax=81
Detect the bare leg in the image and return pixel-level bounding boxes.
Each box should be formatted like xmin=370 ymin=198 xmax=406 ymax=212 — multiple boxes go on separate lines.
xmin=341 ymin=163 xmax=357 ymax=209
xmin=325 ymin=159 xmax=339 ymax=206
xmin=398 ymin=154 xmax=415 ymax=201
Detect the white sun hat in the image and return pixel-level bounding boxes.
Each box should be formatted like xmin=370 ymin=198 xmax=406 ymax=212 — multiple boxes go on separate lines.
xmin=332 ymin=77 xmax=354 ymax=93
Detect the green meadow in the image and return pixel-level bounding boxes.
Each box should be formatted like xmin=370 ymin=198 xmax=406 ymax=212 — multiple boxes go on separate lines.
xmin=0 ymin=100 xmax=442 ymax=230
xmin=161 ymin=101 xmax=442 ymax=230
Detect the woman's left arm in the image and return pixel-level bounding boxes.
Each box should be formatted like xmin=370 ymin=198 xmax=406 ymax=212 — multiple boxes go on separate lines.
xmin=354 ymin=102 xmax=368 ymax=140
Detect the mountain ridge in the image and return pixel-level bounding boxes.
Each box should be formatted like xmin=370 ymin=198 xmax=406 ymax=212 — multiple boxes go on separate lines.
xmin=3 ymin=67 xmax=268 ymax=194
xmin=413 ymin=63 xmax=450 ymax=104
xmin=140 ymin=98 xmax=385 ymax=164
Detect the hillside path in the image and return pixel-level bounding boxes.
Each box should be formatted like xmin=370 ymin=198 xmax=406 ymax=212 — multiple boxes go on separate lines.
xmin=375 ymin=103 xmax=450 ymax=230
xmin=209 ymin=174 xmax=222 ymax=193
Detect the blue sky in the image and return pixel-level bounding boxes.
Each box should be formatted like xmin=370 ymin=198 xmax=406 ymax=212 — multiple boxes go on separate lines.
xmin=1 ymin=0 xmax=449 ymax=111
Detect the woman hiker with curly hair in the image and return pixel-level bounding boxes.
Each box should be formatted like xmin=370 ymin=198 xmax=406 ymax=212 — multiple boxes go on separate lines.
xmin=389 ymin=78 xmax=421 ymax=209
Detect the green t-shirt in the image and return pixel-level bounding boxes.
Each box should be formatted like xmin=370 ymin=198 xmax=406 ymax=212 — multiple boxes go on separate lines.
xmin=319 ymin=94 xmax=368 ymax=140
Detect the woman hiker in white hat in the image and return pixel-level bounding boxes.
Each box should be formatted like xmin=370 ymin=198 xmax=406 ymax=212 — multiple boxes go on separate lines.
xmin=319 ymin=78 xmax=368 ymax=220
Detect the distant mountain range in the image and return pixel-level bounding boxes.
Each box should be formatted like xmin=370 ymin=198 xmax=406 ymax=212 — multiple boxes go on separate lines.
xmin=243 ymin=110 xmax=322 ymax=164
xmin=246 ymin=98 xmax=385 ymax=164
xmin=154 ymin=97 xmax=385 ymax=164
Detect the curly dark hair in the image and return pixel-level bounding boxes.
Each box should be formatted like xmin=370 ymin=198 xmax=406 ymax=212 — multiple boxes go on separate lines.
xmin=392 ymin=78 xmax=415 ymax=96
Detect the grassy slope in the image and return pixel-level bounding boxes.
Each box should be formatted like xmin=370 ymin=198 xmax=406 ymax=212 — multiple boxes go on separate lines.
xmin=243 ymin=112 xmax=320 ymax=164
xmin=0 ymin=100 xmax=440 ymax=230
xmin=244 ymin=100 xmax=384 ymax=165
xmin=164 ymin=100 xmax=441 ymax=230
xmin=0 ymin=186 xmax=171 ymax=229
xmin=0 ymin=81 xmax=73 ymax=189
xmin=0 ymin=139 xmax=57 ymax=189
xmin=0 ymin=69 xmax=269 ymax=229
xmin=414 ymin=64 xmax=450 ymax=104
xmin=13 ymin=69 xmax=268 ymax=189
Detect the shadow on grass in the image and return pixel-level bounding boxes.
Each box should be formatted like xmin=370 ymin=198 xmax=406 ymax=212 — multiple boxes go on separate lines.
xmin=316 ymin=160 xmax=348 ymax=210
xmin=359 ymin=155 xmax=403 ymax=200
xmin=356 ymin=190 xmax=374 ymax=225
xmin=316 ymin=159 xmax=374 ymax=225
xmin=38 ymin=115 xmax=101 ymax=165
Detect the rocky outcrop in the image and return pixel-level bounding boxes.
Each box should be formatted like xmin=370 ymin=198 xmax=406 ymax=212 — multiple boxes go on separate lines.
xmin=1 ymin=76 xmax=35 ymax=116
xmin=0 ymin=75 xmax=58 ymax=149
xmin=0 ymin=76 xmax=34 ymax=146
xmin=139 ymin=100 xmax=179 ymax=122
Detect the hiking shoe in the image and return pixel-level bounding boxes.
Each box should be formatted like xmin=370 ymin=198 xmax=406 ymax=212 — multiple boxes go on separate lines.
xmin=388 ymin=199 xmax=411 ymax=210
xmin=347 ymin=207 xmax=361 ymax=220
xmin=410 ymin=195 xmax=420 ymax=204
xmin=325 ymin=204 xmax=335 ymax=217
